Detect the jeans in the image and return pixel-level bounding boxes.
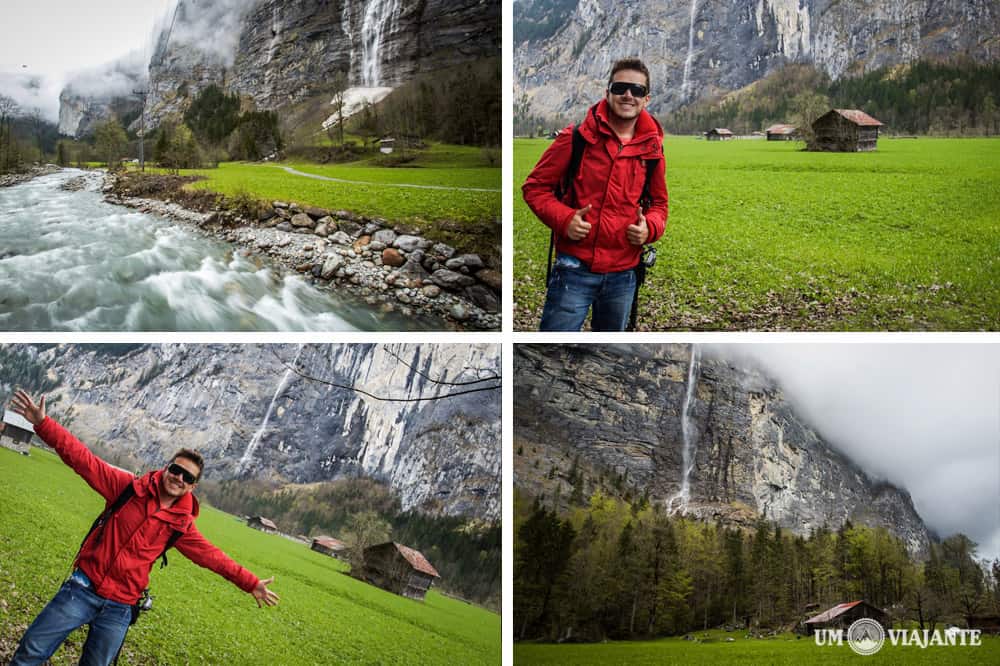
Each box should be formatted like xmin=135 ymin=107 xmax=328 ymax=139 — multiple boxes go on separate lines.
xmin=11 ymin=570 xmax=132 ymax=666
xmin=539 ymin=253 xmax=636 ymax=331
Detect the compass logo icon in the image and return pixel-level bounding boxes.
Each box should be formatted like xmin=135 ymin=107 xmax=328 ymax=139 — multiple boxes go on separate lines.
xmin=847 ymin=618 xmax=885 ymax=656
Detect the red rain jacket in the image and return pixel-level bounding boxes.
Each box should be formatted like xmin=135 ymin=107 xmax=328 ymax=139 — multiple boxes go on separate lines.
xmin=522 ymin=99 xmax=669 ymax=274
xmin=35 ymin=417 xmax=259 ymax=604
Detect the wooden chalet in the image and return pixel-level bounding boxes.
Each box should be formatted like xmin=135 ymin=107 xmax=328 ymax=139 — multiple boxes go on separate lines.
xmin=311 ymin=536 xmax=347 ymax=559
xmin=765 ymin=123 xmax=799 ymax=141
xmin=247 ymin=516 xmax=278 ymax=533
xmin=361 ymin=542 xmax=440 ymax=601
xmin=967 ymin=615 xmax=1000 ymax=634
xmin=803 ymin=600 xmax=887 ymax=634
xmin=810 ymin=109 xmax=884 ymax=152
xmin=1 ymin=409 xmax=34 ymax=454
xmin=705 ymin=128 xmax=734 ymax=141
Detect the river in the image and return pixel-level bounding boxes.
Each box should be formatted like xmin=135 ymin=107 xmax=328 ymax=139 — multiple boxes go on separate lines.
xmin=0 ymin=170 xmax=439 ymax=331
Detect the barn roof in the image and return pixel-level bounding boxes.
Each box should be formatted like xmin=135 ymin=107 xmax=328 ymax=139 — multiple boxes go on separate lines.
xmin=765 ymin=124 xmax=798 ymax=134
xmin=394 ymin=543 xmax=440 ymax=578
xmin=830 ymin=109 xmax=883 ymax=127
xmin=252 ymin=516 xmax=278 ymax=529
xmin=312 ymin=536 xmax=346 ymax=550
xmin=3 ymin=410 xmax=34 ymax=432
xmin=805 ymin=600 xmax=869 ymax=624
xmin=708 ymin=128 xmax=733 ymax=135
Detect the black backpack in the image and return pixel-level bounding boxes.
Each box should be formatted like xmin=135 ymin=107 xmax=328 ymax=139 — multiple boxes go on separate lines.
xmin=547 ymin=123 xmax=661 ymax=330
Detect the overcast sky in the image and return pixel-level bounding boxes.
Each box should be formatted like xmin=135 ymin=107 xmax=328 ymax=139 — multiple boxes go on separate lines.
xmin=707 ymin=343 xmax=1000 ymax=562
xmin=0 ymin=0 xmax=174 ymax=119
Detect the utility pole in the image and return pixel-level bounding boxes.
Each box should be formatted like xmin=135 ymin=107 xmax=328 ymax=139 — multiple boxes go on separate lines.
xmin=132 ymin=89 xmax=148 ymax=172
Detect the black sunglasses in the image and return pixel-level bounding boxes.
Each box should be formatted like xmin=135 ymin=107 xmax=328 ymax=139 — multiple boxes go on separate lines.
xmin=167 ymin=462 xmax=198 ymax=485
xmin=608 ymin=81 xmax=648 ymax=97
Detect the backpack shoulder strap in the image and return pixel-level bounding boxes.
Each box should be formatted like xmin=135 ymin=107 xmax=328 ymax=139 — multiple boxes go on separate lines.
xmin=158 ymin=529 xmax=184 ymax=569
xmin=639 ymin=144 xmax=663 ymax=210
xmin=82 ymin=481 xmax=136 ymax=550
xmin=553 ymin=124 xmax=586 ymax=204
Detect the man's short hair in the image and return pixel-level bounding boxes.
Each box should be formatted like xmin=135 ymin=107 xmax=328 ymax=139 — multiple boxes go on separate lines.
xmin=171 ymin=448 xmax=204 ymax=481
xmin=608 ymin=58 xmax=651 ymax=92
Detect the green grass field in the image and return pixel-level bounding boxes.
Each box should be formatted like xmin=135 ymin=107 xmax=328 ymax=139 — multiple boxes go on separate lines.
xmin=515 ymin=629 xmax=1000 ymax=664
xmin=169 ymin=143 xmax=500 ymax=225
xmin=0 ymin=447 xmax=499 ymax=665
xmin=514 ymin=136 xmax=1000 ymax=330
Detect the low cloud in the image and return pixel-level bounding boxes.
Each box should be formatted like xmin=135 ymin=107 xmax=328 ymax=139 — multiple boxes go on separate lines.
xmin=707 ymin=343 xmax=1000 ymax=562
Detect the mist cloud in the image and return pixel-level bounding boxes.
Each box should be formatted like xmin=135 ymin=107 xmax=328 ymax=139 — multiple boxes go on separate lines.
xmin=152 ymin=0 xmax=259 ymax=67
xmin=706 ymin=343 xmax=1000 ymax=562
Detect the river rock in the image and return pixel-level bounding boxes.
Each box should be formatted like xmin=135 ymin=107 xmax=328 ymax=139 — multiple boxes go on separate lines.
xmin=329 ymin=231 xmax=352 ymax=245
xmin=450 ymin=303 xmax=470 ymax=321
xmin=290 ymin=213 xmax=315 ymax=228
xmin=304 ymin=206 xmax=328 ymax=219
xmin=276 ymin=222 xmax=292 ymax=232
xmin=363 ymin=222 xmax=382 ymax=235
xmin=320 ymin=254 xmax=344 ymax=279
xmin=373 ymin=229 xmax=397 ymax=246
xmin=393 ymin=235 xmax=422 ymax=252
xmin=465 ymin=285 xmax=500 ymax=313
xmin=258 ymin=209 xmax=276 ymax=222
xmin=273 ymin=201 xmax=288 ymax=209
xmin=337 ymin=221 xmax=361 ymax=237
xmin=476 ymin=269 xmax=502 ymax=292
xmin=431 ymin=242 xmax=456 ymax=259
xmin=353 ymin=235 xmax=371 ymax=252
xmin=315 ymin=223 xmax=330 ymax=237
xmin=431 ymin=269 xmax=476 ymax=291
xmin=276 ymin=207 xmax=292 ymax=220
xmin=382 ymin=248 xmax=405 ymax=267
xmin=333 ymin=210 xmax=356 ymax=221
xmin=422 ymin=285 xmax=442 ymax=299
xmin=369 ymin=240 xmax=386 ymax=252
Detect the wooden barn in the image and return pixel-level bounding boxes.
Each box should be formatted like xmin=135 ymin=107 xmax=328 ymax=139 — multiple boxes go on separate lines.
xmin=1 ymin=409 xmax=33 ymax=454
xmin=810 ymin=109 xmax=884 ymax=152
xmin=705 ymin=128 xmax=734 ymax=141
xmin=247 ymin=516 xmax=278 ymax=534
xmin=765 ymin=123 xmax=799 ymax=141
xmin=361 ymin=542 xmax=440 ymax=601
xmin=803 ymin=600 xmax=887 ymax=634
xmin=311 ymin=536 xmax=347 ymax=559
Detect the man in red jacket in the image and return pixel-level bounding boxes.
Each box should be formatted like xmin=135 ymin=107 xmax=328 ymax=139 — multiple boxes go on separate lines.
xmin=523 ymin=57 xmax=669 ymax=331
xmin=9 ymin=390 xmax=279 ymax=666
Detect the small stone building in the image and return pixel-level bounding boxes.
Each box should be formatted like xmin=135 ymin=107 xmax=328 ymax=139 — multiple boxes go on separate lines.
xmin=810 ymin=109 xmax=884 ymax=152
xmin=247 ymin=516 xmax=278 ymax=534
xmin=765 ymin=123 xmax=799 ymax=141
xmin=1 ymin=409 xmax=33 ymax=454
xmin=311 ymin=536 xmax=348 ymax=559
xmin=803 ymin=600 xmax=887 ymax=635
xmin=361 ymin=542 xmax=441 ymax=601
xmin=705 ymin=128 xmax=734 ymax=141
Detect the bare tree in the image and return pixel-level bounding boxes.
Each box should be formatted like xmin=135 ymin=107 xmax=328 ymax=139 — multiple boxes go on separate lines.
xmin=0 ymin=94 xmax=21 ymax=172
xmin=328 ymin=70 xmax=349 ymax=148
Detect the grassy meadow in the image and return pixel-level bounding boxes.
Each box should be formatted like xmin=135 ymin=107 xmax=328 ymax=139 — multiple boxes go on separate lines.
xmin=514 ymin=136 xmax=1000 ymax=330
xmin=160 ymin=143 xmax=500 ymax=225
xmin=0 ymin=446 xmax=499 ymax=665
xmin=515 ymin=629 xmax=1000 ymax=665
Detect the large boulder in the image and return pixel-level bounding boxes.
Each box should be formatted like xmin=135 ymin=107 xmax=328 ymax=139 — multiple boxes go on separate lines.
xmin=465 ymin=285 xmax=499 ymax=313
xmin=430 ymin=269 xmax=476 ymax=291
xmin=373 ymin=229 xmax=397 ymax=246
xmin=382 ymin=248 xmax=405 ymax=267
xmin=320 ymin=254 xmax=345 ymax=280
xmin=393 ymin=235 xmax=422 ymax=253
xmin=290 ymin=213 xmax=315 ymax=228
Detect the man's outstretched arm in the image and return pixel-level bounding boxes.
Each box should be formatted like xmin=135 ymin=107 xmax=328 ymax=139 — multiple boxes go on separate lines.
xmin=175 ymin=525 xmax=280 ymax=607
xmin=10 ymin=390 xmax=132 ymax=501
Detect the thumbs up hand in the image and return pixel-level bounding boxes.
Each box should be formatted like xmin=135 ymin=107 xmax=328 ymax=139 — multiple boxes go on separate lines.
xmin=627 ymin=208 xmax=649 ymax=245
xmin=565 ymin=204 xmax=593 ymax=241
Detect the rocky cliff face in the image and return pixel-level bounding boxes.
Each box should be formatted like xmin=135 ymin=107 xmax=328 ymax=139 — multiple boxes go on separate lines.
xmin=514 ymin=0 xmax=1000 ymax=118
xmin=514 ymin=344 xmax=932 ymax=556
xmin=34 ymin=344 xmax=500 ymax=521
xmin=60 ymin=0 xmax=499 ymax=133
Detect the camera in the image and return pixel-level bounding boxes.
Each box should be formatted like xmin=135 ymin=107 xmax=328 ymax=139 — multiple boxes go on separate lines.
xmin=641 ymin=245 xmax=657 ymax=269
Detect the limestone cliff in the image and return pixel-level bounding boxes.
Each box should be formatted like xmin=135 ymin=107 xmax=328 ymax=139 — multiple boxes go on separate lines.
xmin=514 ymin=344 xmax=932 ymax=556
xmin=28 ymin=344 xmax=500 ymax=521
xmin=514 ymin=0 xmax=1000 ymax=118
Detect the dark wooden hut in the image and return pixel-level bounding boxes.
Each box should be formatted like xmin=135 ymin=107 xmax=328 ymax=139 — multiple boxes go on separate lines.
xmin=311 ymin=536 xmax=347 ymax=559
xmin=804 ymin=600 xmax=887 ymax=634
xmin=705 ymin=128 xmax=734 ymax=141
xmin=247 ymin=516 xmax=278 ymax=533
xmin=765 ymin=123 xmax=799 ymax=141
xmin=361 ymin=542 xmax=440 ymax=601
xmin=967 ymin=615 xmax=1000 ymax=634
xmin=810 ymin=109 xmax=884 ymax=151
xmin=1 ymin=409 xmax=33 ymax=454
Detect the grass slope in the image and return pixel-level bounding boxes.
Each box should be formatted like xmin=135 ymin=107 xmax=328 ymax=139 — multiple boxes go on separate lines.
xmin=0 ymin=447 xmax=499 ymax=665
xmin=174 ymin=144 xmax=500 ymax=225
xmin=515 ymin=629 xmax=1000 ymax=665
xmin=514 ymin=137 xmax=1000 ymax=330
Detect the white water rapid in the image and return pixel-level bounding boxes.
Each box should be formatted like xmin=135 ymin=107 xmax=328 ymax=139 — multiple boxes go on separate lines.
xmin=236 ymin=344 xmax=304 ymax=474
xmin=681 ymin=0 xmax=701 ymax=102
xmin=0 ymin=170 xmax=432 ymax=331
xmin=361 ymin=0 xmax=402 ymax=87
xmin=668 ymin=345 xmax=702 ymax=513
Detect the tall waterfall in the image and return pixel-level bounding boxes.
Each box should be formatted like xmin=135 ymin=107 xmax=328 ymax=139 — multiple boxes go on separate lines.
xmin=236 ymin=344 xmax=304 ymax=473
xmin=680 ymin=0 xmax=701 ymax=101
xmin=668 ymin=344 xmax=702 ymax=513
xmin=361 ymin=0 xmax=402 ymax=87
